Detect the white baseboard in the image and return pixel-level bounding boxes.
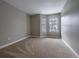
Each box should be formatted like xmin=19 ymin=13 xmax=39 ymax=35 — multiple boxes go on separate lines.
xmin=0 ymin=35 xmax=30 ymax=49
xmin=62 ymin=39 xmax=79 ymax=58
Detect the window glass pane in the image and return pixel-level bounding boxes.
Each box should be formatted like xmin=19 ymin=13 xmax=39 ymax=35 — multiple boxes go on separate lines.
xmin=41 ymin=16 xmax=46 ymax=32
xmin=49 ymin=15 xmax=59 ymax=32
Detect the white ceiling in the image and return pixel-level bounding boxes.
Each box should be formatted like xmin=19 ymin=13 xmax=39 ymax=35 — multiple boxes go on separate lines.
xmin=3 ymin=0 xmax=67 ymax=15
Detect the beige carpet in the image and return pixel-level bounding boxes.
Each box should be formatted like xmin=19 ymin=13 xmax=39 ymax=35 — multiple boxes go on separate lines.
xmin=0 ymin=38 xmax=77 ymax=58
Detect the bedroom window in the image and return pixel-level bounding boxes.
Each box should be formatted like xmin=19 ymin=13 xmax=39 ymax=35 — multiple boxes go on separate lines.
xmin=48 ymin=16 xmax=59 ymax=32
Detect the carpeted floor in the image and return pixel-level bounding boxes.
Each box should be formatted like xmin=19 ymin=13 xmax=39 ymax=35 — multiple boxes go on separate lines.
xmin=0 ymin=38 xmax=77 ymax=58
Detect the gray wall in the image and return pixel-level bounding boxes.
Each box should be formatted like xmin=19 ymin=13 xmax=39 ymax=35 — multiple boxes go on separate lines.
xmin=30 ymin=14 xmax=40 ymax=37
xmin=0 ymin=1 xmax=30 ymax=46
xmin=26 ymin=15 xmax=31 ymax=35
xmin=61 ymin=0 xmax=79 ymax=55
